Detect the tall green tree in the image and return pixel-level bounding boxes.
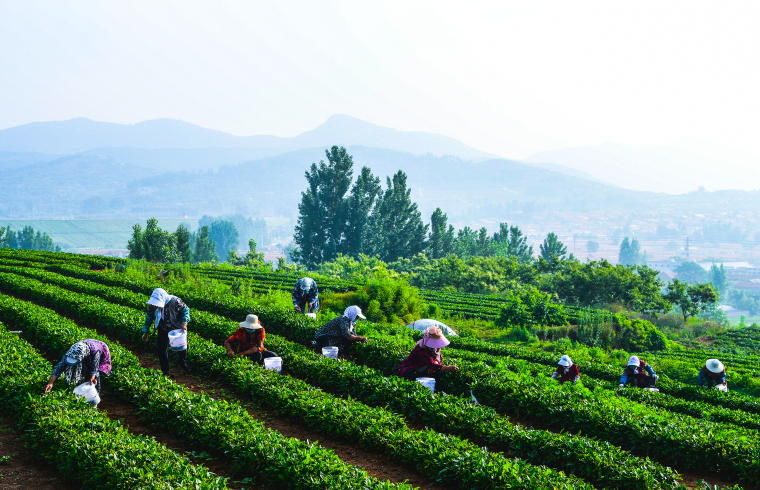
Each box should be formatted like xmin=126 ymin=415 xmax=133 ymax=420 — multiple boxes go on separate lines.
xmin=293 ymin=146 xmax=355 ymax=267
xmin=209 ymin=220 xmax=239 ymax=261
xmin=540 ymin=232 xmax=567 ymax=263
xmin=228 ymin=239 xmax=267 ymax=268
xmin=586 ymin=240 xmax=599 ymax=253
xmin=674 ymin=261 xmax=707 ymax=284
xmin=618 ymin=237 xmax=642 ymax=266
xmin=343 ymin=166 xmax=381 ymax=258
xmin=174 ymin=224 xmax=192 ymax=263
xmin=127 ymin=224 xmax=144 ymax=259
xmin=493 ymin=223 xmax=533 ymax=262
xmin=664 ymin=279 xmax=719 ymax=321
xmin=709 ymin=263 xmax=728 ymax=297
xmin=370 ymin=170 xmax=428 ymax=262
xmin=0 ymin=226 xmax=9 ymax=246
xmin=193 ymin=225 xmax=218 ymax=263
xmin=427 ymin=208 xmax=455 ymax=259
xmin=141 ymin=218 xmax=173 ymax=262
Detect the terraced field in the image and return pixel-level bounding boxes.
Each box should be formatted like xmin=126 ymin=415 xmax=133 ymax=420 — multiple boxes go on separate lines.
xmin=0 ymin=249 xmax=755 ymax=489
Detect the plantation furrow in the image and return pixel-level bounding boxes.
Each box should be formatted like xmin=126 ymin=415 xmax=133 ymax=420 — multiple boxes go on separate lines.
xmin=0 ymin=273 xmax=590 ymax=490
xmin=0 ymin=292 xmax=419 ymax=490
xmin=0 ymin=322 xmax=229 ymax=490
xmin=0 ymin=263 xmax=691 ymax=490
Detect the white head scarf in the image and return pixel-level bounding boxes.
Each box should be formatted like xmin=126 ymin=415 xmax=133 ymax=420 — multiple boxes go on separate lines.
xmin=343 ymin=305 xmax=366 ymax=324
xmin=63 ymin=341 xmax=91 ymax=384
xmin=147 ymin=288 xmax=172 ymax=328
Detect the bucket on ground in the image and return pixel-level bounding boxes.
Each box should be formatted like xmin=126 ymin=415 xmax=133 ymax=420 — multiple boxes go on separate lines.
xmin=73 ymin=382 xmax=100 ymax=406
xmin=416 ymin=377 xmax=436 ymax=393
xmin=322 ymin=347 xmax=339 ymax=359
xmin=263 ymin=357 xmax=283 ymax=374
xmin=716 ymin=384 xmax=728 ymax=392
xmin=168 ymin=329 xmax=187 ymax=351
xmin=306 ymin=313 xmax=317 ymax=319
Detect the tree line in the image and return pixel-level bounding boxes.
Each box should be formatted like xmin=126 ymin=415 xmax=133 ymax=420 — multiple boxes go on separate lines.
xmin=0 ymin=225 xmax=61 ymax=252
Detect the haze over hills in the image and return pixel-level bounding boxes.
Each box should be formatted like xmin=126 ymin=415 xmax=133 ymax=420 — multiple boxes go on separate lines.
xmin=0 ymin=114 xmax=498 ymax=161
xmin=523 ymin=142 xmax=760 ymax=194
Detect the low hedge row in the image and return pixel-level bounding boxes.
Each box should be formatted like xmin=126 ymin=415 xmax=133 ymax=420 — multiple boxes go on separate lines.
xmin=8 ymin=265 xmax=682 ymax=489
xmin=10 ymin=263 xmax=758 ymax=486
xmin=0 ymin=322 xmax=227 ymax=490
xmin=0 ymin=271 xmax=588 ymax=490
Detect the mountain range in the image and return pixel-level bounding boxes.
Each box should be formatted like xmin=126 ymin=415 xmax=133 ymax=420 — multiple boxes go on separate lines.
xmin=0 ymin=115 xmax=756 ymax=227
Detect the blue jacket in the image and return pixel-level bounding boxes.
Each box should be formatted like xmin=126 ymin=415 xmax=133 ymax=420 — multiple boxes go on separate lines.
xmin=620 ymin=361 xmax=656 ymax=385
xmin=698 ymin=368 xmax=726 ymax=385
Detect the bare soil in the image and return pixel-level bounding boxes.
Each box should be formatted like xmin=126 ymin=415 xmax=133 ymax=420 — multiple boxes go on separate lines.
xmin=0 ymin=416 xmax=79 ymax=490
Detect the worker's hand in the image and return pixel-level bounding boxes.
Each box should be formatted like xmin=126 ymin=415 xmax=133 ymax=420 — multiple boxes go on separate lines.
xmin=226 ymin=350 xmax=235 ymax=358
xmin=442 ymin=365 xmax=460 ymax=373
xmin=358 ymin=336 xmax=368 ymax=343
xmin=142 ymin=332 xmax=149 ymax=343
xmin=309 ymin=302 xmax=314 ymax=309
xmin=90 ymin=375 xmax=97 ymax=386
xmin=619 ymin=383 xmax=625 ymax=388
xmin=295 ymin=306 xmax=302 ymax=313
xmin=44 ymin=382 xmax=54 ymax=393
xmin=181 ymin=322 xmax=188 ymax=332
xmin=572 ymin=380 xmax=577 ymax=385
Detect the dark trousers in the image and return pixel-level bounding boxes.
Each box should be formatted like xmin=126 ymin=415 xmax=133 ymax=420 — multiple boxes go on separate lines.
xmin=244 ymin=350 xmax=278 ymax=366
xmin=402 ymin=369 xmax=441 ymax=382
xmin=157 ymin=328 xmax=189 ymax=375
xmin=627 ymin=376 xmax=656 ymax=388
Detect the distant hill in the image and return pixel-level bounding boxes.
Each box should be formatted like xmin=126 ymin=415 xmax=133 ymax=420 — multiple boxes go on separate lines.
xmin=0 ymin=114 xmax=497 ymax=161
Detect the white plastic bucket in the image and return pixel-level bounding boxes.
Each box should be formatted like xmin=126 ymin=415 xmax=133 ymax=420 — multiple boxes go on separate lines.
xmin=322 ymin=347 xmax=339 ymax=359
xmin=716 ymin=384 xmax=728 ymax=392
xmin=168 ymin=329 xmax=187 ymax=351
xmin=263 ymin=357 xmax=283 ymax=374
xmin=306 ymin=313 xmax=317 ymax=319
xmin=416 ymin=377 xmax=436 ymax=393
xmin=73 ymin=382 xmax=100 ymax=406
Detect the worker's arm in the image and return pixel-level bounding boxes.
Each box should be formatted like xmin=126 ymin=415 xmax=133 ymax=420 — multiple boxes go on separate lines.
xmin=181 ymin=306 xmax=190 ymax=330
xmin=619 ymin=372 xmax=628 ymax=386
xmin=717 ymin=371 xmax=727 ymax=385
xmin=645 ymin=364 xmax=656 ymax=377
xmin=698 ymin=369 xmax=705 ymax=386
xmin=45 ymin=358 xmax=67 ymax=392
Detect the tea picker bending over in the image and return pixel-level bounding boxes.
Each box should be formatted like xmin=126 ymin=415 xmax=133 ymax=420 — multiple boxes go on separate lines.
xmin=619 ymin=356 xmax=658 ymax=389
xmin=314 ymin=306 xmax=367 ymax=355
xmin=225 ymin=314 xmax=278 ymax=366
xmin=699 ymin=359 xmax=728 ymax=392
xmin=292 ymin=277 xmax=319 ymax=314
xmin=551 ymin=355 xmax=580 ymax=385
xmin=397 ymin=326 xmax=459 ymax=382
xmin=45 ymin=339 xmax=112 ymax=395
xmin=142 ymin=288 xmax=191 ymax=376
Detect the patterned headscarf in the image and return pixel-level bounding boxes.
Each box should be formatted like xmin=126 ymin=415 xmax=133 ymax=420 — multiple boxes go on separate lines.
xmin=63 ymin=341 xmax=91 ymax=384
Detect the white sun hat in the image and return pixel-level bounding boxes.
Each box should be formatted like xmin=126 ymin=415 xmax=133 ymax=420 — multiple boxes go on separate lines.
xmin=239 ymin=314 xmax=263 ymax=331
xmin=558 ymin=355 xmax=572 ymax=367
xmin=705 ymin=359 xmax=724 ymax=373
xmin=627 ymin=356 xmax=640 ymax=366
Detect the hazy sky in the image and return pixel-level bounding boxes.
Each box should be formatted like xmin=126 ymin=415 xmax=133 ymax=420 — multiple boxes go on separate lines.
xmin=1 ymin=1 xmax=759 ymax=159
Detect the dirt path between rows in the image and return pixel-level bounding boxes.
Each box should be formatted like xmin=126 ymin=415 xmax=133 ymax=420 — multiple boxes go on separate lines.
xmin=76 ymin=323 xmax=451 ymax=490
xmin=0 ymin=416 xmax=80 ymax=490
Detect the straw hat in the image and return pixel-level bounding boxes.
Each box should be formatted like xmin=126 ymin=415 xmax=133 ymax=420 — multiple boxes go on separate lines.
xmin=239 ymin=314 xmax=263 ymax=331
xmin=423 ymin=326 xmax=449 ymax=348
xmin=705 ymin=359 xmax=724 ymax=373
